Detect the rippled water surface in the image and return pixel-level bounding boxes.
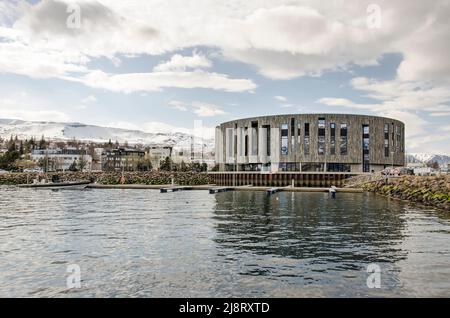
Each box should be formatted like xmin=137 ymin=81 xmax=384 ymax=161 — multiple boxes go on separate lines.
xmin=0 ymin=187 xmax=449 ymax=297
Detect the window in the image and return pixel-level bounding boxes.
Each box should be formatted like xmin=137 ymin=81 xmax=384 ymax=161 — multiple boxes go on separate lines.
xmin=291 ymin=118 xmax=295 ymax=153
xmin=318 ymin=117 xmax=325 ymax=155
xmin=384 ymin=124 xmax=389 ymax=157
xmin=263 ymin=124 xmax=271 ymax=156
xmin=304 ymin=123 xmax=310 ymax=155
xmin=244 ymin=129 xmax=248 ymax=157
xmin=327 ymin=163 xmax=351 ymax=172
xmin=281 ymin=123 xmax=288 ymax=155
xmin=279 ymin=162 xmax=300 ymax=171
xmin=362 ymin=124 xmax=370 ymax=172
xmin=330 ymin=123 xmax=336 ymax=155
xmin=297 ymin=123 xmax=301 ymax=143
xmin=301 ymin=162 xmax=324 ymax=172
xmin=340 ymin=123 xmax=347 ymax=155
xmin=251 ymin=121 xmax=258 ymax=156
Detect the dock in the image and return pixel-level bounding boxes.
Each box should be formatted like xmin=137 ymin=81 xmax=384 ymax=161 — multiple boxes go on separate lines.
xmin=160 ymin=186 xmax=193 ymax=193
xmin=86 ymin=183 xmax=363 ymax=193
xmin=208 ymin=187 xmax=234 ymax=194
xmin=266 ymin=187 xmax=283 ymax=196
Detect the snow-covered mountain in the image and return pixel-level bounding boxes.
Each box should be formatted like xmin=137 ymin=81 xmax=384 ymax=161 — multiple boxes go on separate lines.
xmin=407 ymin=153 xmax=450 ymax=167
xmin=0 ymin=118 xmax=214 ymax=151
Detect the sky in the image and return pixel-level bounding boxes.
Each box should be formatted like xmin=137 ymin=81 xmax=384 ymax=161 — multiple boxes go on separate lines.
xmin=0 ymin=0 xmax=450 ymax=154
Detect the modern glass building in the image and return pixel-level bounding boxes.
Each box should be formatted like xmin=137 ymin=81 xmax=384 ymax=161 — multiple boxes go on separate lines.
xmin=215 ymin=114 xmax=405 ymax=173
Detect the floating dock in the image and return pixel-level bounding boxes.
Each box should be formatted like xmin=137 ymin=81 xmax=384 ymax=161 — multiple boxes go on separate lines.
xmin=86 ymin=183 xmax=362 ymax=193
xmin=266 ymin=187 xmax=283 ymax=196
xmin=160 ymin=186 xmax=193 ymax=193
xmin=208 ymin=187 xmax=234 ymax=194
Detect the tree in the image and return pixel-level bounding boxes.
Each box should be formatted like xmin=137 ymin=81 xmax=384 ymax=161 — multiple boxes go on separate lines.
xmin=0 ymin=149 xmax=20 ymax=170
xmin=137 ymin=158 xmax=153 ymax=171
xmin=77 ymin=155 xmax=87 ymax=172
xmin=159 ymin=156 xmax=173 ymax=171
xmin=39 ymin=135 xmax=46 ymax=149
xmin=201 ymin=162 xmax=208 ymax=172
xmin=19 ymin=141 xmax=24 ymax=156
xmin=427 ymin=161 xmax=440 ymax=170
xmin=69 ymin=160 xmax=78 ymax=172
xmin=180 ymin=160 xmax=188 ymax=172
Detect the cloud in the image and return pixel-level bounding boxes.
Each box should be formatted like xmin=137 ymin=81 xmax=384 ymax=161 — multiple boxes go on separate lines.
xmin=0 ymin=90 xmax=70 ymax=122
xmin=274 ymin=95 xmax=287 ymax=102
xmin=73 ymin=69 xmax=256 ymax=93
xmin=153 ymin=52 xmax=212 ymax=72
xmin=82 ymin=95 xmax=97 ymax=104
xmin=168 ymin=100 xmax=188 ymax=112
xmin=191 ymin=102 xmax=226 ymax=117
xmin=1 ymin=0 xmax=450 ymax=89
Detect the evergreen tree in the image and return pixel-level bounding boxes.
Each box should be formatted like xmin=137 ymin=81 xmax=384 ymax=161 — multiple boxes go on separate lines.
xmin=69 ymin=160 xmax=78 ymax=172
xmin=19 ymin=141 xmax=24 ymax=156
xmin=159 ymin=156 xmax=173 ymax=171
xmin=39 ymin=135 xmax=46 ymax=149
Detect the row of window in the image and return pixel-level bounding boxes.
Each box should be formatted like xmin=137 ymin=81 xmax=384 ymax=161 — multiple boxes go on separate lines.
xmin=225 ymin=162 xmax=352 ymax=172
xmin=281 ymin=118 xmax=348 ymax=156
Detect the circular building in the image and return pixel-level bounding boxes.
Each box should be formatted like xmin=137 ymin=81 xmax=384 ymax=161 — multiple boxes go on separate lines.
xmin=215 ymin=114 xmax=405 ymax=173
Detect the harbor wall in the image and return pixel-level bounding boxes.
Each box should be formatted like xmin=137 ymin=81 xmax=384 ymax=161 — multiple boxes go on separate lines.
xmin=209 ymin=172 xmax=360 ymax=187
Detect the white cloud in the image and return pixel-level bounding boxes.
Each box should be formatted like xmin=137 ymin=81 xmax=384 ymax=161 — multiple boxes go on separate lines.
xmin=72 ymin=69 xmax=256 ymax=93
xmin=82 ymin=95 xmax=97 ymax=104
xmin=0 ymin=90 xmax=70 ymax=122
xmin=153 ymin=52 xmax=212 ymax=72
xmin=168 ymin=100 xmax=188 ymax=112
xmin=191 ymin=102 xmax=226 ymax=117
xmin=274 ymin=95 xmax=287 ymax=102
xmin=0 ymin=0 xmax=449 ymax=90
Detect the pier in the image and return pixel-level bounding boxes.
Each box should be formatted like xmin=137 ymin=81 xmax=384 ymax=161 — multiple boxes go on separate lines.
xmin=160 ymin=186 xmax=194 ymax=193
xmin=208 ymin=187 xmax=234 ymax=194
xmin=86 ymin=183 xmax=362 ymax=193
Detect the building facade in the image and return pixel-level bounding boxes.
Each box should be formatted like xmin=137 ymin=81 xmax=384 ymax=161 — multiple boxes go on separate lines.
xmin=31 ymin=148 xmax=92 ymax=171
xmin=102 ymin=148 xmax=146 ymax=171
xmin=215 ymin=114 xmax=405 ymax=173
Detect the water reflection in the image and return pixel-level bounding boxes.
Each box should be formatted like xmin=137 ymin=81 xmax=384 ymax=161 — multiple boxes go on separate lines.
xmin=213 ymin=191 xmax=408 ymax=270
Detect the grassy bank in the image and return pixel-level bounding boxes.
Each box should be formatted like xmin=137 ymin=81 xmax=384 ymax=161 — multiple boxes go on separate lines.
xmin=362 ymin=175 xmax=450 ymax=211
xmin=0 ymin=171 xmax=215 ymax=186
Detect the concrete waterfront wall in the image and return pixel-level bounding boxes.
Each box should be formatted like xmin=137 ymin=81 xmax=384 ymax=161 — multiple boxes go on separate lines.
xmin=209 ymin=172 xmax=360 ymax=187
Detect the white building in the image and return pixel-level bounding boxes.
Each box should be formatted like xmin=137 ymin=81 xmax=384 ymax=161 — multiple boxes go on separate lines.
xmin=31 ymin=148 xmax=92 ymax=172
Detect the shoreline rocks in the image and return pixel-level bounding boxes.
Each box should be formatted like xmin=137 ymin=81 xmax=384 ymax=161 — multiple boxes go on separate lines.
xmin=0 ymin=171 xmax=214 ymax=186
xmin=362 ymin=175 xmax=450 ymax=211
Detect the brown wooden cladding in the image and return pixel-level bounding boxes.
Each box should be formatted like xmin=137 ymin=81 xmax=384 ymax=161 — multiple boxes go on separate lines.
xmin=218 ymin=113 xmax=405 ymax=167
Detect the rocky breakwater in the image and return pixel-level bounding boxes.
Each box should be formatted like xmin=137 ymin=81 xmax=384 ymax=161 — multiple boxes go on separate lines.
xmin=0 ymin=171 xmax=215 ymax=186
xmin=363 ymin=175 xmax=450 ymax=211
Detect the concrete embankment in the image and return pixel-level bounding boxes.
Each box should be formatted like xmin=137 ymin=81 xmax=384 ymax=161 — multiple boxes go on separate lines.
xmin=358 ymin=175 xmax=450 ymax=211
